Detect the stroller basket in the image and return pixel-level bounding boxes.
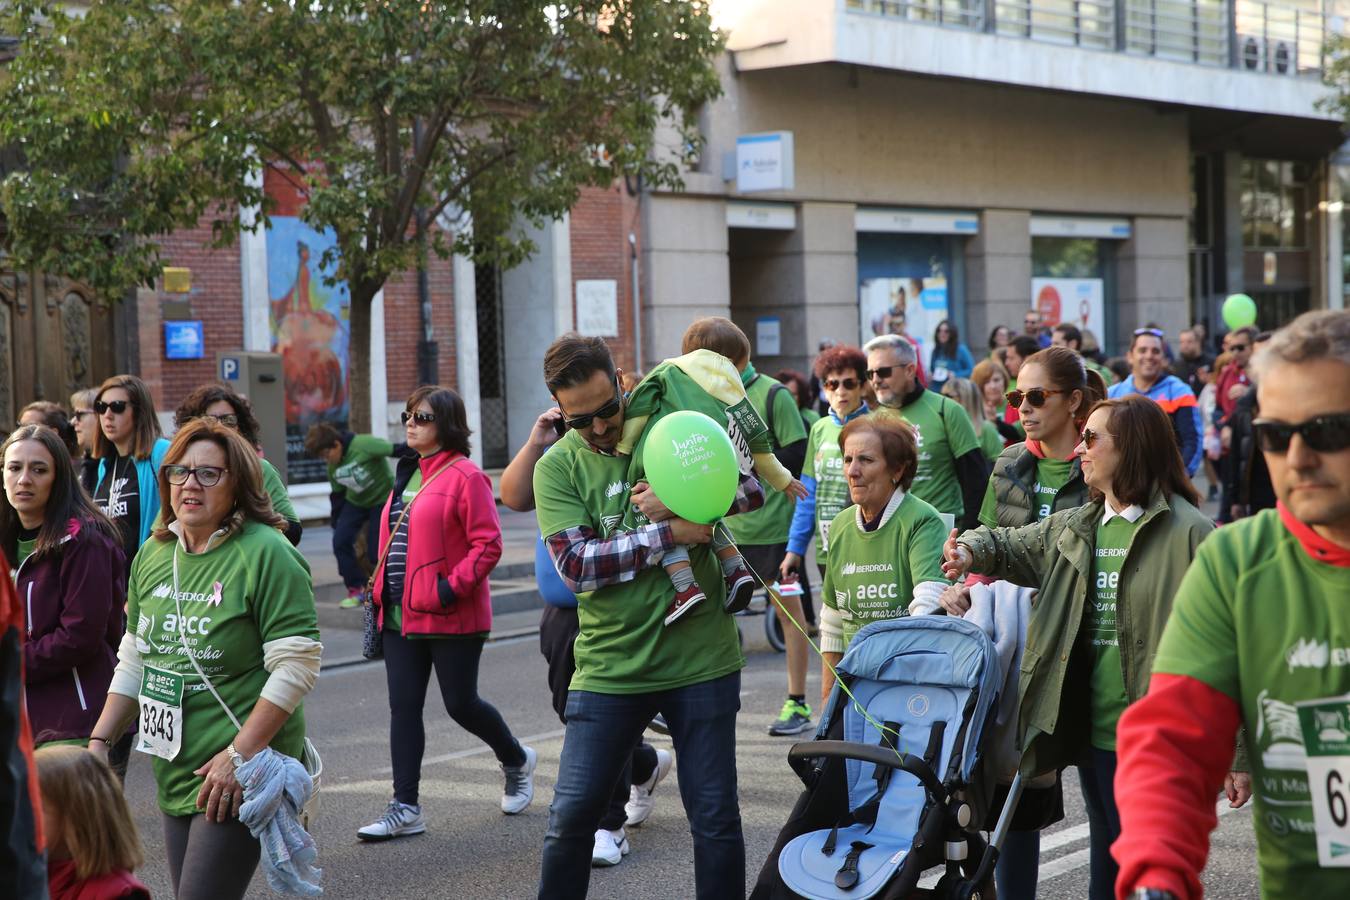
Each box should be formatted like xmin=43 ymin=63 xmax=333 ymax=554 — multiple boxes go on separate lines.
xmin=757 ymin=615 xmax=1011 ymax=900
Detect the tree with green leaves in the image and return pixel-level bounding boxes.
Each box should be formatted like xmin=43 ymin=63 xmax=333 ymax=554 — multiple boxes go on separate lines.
xmin=0 ymin=0 xmax=722 ymax=429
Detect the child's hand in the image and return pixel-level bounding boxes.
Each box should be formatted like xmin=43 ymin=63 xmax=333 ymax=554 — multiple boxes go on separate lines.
xmin=784 ymin=479 xmax=809 ymax=501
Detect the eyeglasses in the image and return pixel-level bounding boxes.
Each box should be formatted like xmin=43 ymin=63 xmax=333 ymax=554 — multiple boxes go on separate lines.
xmin=824 ymin=377 xmax=859 ymax=391
xmin=561 ymin=382 xmax=623 ymax=432
xmin=1133 ymin=327 xmax=1165 ymax=338
xmin=1253 ymin=413 xmax=1350 ymax=454
xmin=1006 ymin=388 xmax=1068 ymax=408
xmin=95 ymin=400 xmax=129 ymax=415
xmin=1079 ymin=427 xmax=1109 ymax=449
xmin=866 ymin=367 xmax=895 ymax=381
xmin=163 ymin=464 xmax=229 ymax=487
xmin=197 ymin=413 xmax=239 ymax=428
xmin=400 ymin=410 xmax=436 ymax=426
xmin=74 ymin=409 xmax=95 ymax=420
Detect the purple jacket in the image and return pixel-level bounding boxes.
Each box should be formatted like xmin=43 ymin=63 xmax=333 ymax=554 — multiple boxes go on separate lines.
xmin=17 ymin=519 xmax=126 ymax=744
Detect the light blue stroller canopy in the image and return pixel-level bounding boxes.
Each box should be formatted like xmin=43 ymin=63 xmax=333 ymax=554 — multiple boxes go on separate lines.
xmin=778 ymin=616 xmax=1001 ymax=900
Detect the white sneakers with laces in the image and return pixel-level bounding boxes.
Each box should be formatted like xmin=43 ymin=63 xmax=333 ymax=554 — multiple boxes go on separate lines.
xmin=591 ymin=827 xmax=630 ymax=867
xmin=625 ymin=748 xmax=674 ymax=827
xmin=356 ymin=800 xmax=427 ymax=842
xmin=501 ymin=745 xmax=538 ymax=815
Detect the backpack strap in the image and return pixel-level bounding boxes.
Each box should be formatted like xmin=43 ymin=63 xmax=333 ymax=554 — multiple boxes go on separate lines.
xmin=764 ymin=381 xmax=789 ymax=452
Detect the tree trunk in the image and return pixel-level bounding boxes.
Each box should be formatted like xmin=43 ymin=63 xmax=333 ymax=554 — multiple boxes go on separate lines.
xmin=347 ymin=283 xmax=375 ymax=433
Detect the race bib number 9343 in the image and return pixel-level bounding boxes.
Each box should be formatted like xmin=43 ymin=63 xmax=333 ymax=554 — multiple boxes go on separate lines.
xmin=136 ymin=666 xmax=185 ymax=761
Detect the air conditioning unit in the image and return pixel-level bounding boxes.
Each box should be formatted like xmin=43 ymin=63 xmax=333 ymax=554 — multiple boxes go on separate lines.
xmin=1271 ymin=40 xmax=1296 ymax=76
xmin=1239 ymin=35 xmax=1298 ymax=76
xmin=1240 ymin=34 xmax=1266 ymax=72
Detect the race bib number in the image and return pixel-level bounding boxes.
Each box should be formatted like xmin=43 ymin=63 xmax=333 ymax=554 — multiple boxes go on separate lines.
xmin=1297 ymin=695 xmax=1350 ymax=866
xmin=137 ymin=667 xmax=184 ymax=761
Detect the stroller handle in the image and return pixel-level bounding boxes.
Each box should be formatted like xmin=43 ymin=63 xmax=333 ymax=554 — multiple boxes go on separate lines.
xmin=787 ymin=740 xmax=947 ymax=801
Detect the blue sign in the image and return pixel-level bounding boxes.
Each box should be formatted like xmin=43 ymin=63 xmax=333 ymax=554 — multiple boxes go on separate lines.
xmin=164 ymin=321 xmax=204 ymax=360
xmin=220 ymin=356 xmax=240 ymax=381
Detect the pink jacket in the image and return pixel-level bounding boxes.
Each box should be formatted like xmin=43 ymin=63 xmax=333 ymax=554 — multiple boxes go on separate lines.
xmin=373 ymin=449 xmax=502 ymax=636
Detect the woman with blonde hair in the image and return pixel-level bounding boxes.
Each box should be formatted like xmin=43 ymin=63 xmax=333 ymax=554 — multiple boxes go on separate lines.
xmin=69 ymin=388 xmax=101 ymax=492
xmin=37 ymin=744 xmax=148 ymax=899
xmin=941 ymin=376 xmax=1002 ymax=461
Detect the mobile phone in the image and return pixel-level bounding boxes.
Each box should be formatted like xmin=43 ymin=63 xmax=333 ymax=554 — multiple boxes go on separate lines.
xmin=552 ymin=416 xmax=567 ymax=437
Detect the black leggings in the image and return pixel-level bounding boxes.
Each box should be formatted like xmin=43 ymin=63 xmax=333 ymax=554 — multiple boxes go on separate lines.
xmin=163 ymin=813 xmax=260 ymax=900
xmin=383 ymin=628 xmax=525 ymax=806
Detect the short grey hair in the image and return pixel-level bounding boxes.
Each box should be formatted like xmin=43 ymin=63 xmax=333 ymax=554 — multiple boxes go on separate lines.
xmin=1250 ymin=309 xmax=1350 ymax=382
xmin=863 ymin=334 xmax=917 ymax=365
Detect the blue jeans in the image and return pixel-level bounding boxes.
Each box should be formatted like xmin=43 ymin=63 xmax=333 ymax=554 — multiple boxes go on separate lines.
xmin=333 ymin=500 xmax=382 ymax=590
xmin=1077 ymin=749 xmax=1121 ymax=900
xmin=538 ymin=671 xmax=744 ymax=900
xmin=994 ymin=828 xmax=1041 ymax=900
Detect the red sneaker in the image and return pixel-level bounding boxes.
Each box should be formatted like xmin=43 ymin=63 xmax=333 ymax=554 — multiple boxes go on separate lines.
xmin=664 ymin=585 xmax=706 ymax=625
xmin=723 ymin=565 xmax=757 ymax=614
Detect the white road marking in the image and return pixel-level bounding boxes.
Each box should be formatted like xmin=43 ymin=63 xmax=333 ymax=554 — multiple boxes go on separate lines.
xmin=378 ymin=727 xmax=569 ymax=774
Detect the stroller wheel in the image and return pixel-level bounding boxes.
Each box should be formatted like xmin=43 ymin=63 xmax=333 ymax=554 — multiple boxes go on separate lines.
xmin=764 ymin=604 xmax=786 ymax=652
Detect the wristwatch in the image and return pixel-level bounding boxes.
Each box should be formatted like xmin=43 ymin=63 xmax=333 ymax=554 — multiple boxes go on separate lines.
xmin=1130 ymin=889 xmax=1179 ymax=900
xmin=226 ymin=742 xmax=246 ymax=769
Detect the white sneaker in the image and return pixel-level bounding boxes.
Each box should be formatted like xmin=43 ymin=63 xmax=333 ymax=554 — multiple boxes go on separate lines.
xmin=591 ymin=827 xmax=630 ymax=867
xmin=356 ymin=800 xmax=426 ymax=842
xmin=501 ymin=745 xmax=537 ymax=815
xmin=625 ymin=748 xmax=674 ymax=827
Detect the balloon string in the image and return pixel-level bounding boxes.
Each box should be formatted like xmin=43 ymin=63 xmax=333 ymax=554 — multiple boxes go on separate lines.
xmin=712 ymin=521 xmax=904 ymax=759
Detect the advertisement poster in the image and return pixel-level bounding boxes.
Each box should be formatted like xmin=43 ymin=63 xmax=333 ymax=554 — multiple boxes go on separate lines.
xmin=859 ymin=276 xmax=949 ymax=367
xmin=1031 ymin=278 xmax=1104 ymax=343
xmin=266 ymin=218 xmax=351 ymax=484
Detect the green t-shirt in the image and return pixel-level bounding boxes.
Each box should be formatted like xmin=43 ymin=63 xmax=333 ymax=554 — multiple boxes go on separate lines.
xmin=260 ymin=458 xmax=298 ymax=523
xmin=804 ymin=413 xmax=851 ymax=558
xmin=978 ymin=456 xmax=1076 ymax=528
xmin=874 ymin=392 xmax=980 ymax=518
xmin=1088 ymin=514 xmax=1138 ymax=750
xmin=821 ymin=492 xmax=949 ymax=647
xmin=328 ymin=434 xmax=395 ymax=509
xmin=533 ymin=430 xmax=743 ymax=695
xmin=1151 ymin=510 xmax=1350 ymax=897
xmin=725 ymin=376 xmax=807 ymax=547
xmin=979 ymin=419 xmax=1003 ymax=462
xmin=801 ymin=408 xmax=822 ymax=428
xmin=126 ymin=520 xmax=318 ymax=815
xmin=15 ymin=537 xmax=36 ymax=567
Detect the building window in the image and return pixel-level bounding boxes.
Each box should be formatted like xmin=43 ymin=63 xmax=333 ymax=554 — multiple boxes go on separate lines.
xmin=1241 ymin=159 xmax=1308 ymax=249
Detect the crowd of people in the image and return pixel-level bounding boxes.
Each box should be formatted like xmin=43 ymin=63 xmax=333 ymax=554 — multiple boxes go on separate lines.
xmin=0 ymin=305 xmax=1346 ymax=900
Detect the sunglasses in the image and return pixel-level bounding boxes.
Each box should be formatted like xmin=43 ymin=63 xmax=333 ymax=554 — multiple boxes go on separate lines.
xmin=558 ymin=383 xmax=621 ymax=431
xmin=825 ymin=377 xmax=859 ymax=391
xmin=866 ymin=366 xmax=897 ymax=381
xmin=197 ymin=413 xmax=239 ymax=428
xmin=1079 ymin=427 xmax=1108 ymax=449
xmin=1253 ymin=413 xmax=1350 ymax=454
xmin=163 ymin=464 xmax=228 ymax=487
xmin=1133 ymin=327 xmax=1165 ymax=338
xmin=95 ymin=400 xmax=130 ymax=415
xmin=1006 ymin=388 xmax=1068 ymax=408
xmin=400 ymin=410 xmax=436 ymax=426
xmin=74 ymin=409 xmax=95 ymax=420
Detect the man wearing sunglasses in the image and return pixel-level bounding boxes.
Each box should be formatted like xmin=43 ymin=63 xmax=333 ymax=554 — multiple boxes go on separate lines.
xmin=863 ymin=334 xmax=986 ymax=530
xmin=1115 ymin=310 xmax=1350 ymax=900
xmin=1107 ymin=328 xmax=1203 ymax=477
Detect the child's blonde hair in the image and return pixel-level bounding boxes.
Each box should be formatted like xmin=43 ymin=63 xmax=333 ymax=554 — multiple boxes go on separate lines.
xmin=36 ymin=745 xmax=143 ymax=879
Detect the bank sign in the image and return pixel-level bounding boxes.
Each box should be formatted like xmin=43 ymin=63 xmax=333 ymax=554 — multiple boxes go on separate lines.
xmin=737 ymin=132 xmax=795 ymax=193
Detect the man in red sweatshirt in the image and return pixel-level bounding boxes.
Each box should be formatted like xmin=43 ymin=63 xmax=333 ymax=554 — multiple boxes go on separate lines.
xmin=1113 ymin=309 xmax=1350 ymax=900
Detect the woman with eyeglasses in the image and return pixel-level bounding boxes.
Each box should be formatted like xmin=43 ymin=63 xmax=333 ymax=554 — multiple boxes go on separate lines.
xmin=2 ymin=426 xmax=125 ymax=754
xmin=69 ymin=389 xmax=101 ymax=493
xmin=940 ymin=395 xmax=1228 ymax=900
xmin=357 ymin=386 xmax=535 ymax=843
xmin=85 ymin=419 xmax=320 ymax=900
xmin=780 ymin=344 xmax=871 ymax=592
xmin=174 ymin=383 xmax=302 ymax=546
xmin=92 ymin=375 xmax=171 ymax=574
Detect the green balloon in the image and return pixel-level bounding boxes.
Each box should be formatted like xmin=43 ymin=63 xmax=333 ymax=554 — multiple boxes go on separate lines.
xmin=1222 ymin=293 xmax=1257 ymax=330
xmin=642 ymin=410 xmax=740 ymax=525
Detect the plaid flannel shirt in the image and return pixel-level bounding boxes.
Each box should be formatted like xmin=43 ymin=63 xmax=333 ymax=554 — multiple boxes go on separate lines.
xmin=546 ymin=472 xmax=765 ymax=595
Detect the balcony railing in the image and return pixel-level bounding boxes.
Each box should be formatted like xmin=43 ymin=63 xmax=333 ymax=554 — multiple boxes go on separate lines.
xmin=844 ymin=0 xmax=1332 ymax=75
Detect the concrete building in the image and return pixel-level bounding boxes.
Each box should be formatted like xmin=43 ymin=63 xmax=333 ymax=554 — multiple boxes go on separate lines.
xmin=639 ymin=0 xmax=1348 ymax=380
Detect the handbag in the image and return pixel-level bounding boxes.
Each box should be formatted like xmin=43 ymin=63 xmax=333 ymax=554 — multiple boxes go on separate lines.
xmin=361 ymin=458 xmax=461 ymax=660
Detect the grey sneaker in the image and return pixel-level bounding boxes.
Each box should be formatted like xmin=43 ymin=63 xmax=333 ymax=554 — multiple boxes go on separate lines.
xmin=768 ymin=698 xmax=813 ymax=736
xmin=357 ymin=800 xmax=426 ymax=842
xmin=501 ymin=745 xmax=537 ymax=814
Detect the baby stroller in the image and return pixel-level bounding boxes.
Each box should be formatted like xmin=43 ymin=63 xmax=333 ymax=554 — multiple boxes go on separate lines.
xmin=752 ymin=615 xmax=1024 ymax=900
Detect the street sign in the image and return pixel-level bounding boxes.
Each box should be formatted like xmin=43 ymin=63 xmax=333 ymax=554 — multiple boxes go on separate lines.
xmin=163 ymin=321 xmax=204 ymax=360
xmin=220 ymin=356 xmax=240 ymax=381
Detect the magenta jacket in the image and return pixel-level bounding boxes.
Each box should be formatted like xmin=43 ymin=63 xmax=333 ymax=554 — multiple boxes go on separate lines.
xmin=17 ymin=518 xmax=126 ymax=744
xmin=373 ymin=449 xmax=502 ymax=636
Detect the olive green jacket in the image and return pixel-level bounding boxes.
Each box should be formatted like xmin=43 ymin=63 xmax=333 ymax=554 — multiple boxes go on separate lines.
xmin=958 ymin=489 xmax=1236 ymax=775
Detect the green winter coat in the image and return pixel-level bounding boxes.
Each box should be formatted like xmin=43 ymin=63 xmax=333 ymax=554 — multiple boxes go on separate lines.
xmin=958 ymin=489 xmax=1220 ymax=776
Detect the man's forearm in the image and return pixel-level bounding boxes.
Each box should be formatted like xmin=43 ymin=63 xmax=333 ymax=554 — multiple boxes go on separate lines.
xmin=546 ymin=522 xmax=676 ymax=594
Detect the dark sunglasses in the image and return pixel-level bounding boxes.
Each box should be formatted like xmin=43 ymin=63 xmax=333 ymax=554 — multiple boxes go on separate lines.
xmin=197 ymin=413 xmax=239 ymax=428
xmin=866 ymin=366 xmax=895 ymax=381
xmin=561 ymin=382 xmax=622 ymax=432
xmin=95 ymin=400 xmax=130 ymax=415
xmin=163 ymin=464 xmax=228 ymax=487
xmin=1253 ymin=413 xmax=1350 ymax=454
xmin=401 ymin=410 xmax=436 ymax=426
xmin=1007 ymin=388 xmax=1067 ymax=409
xmin=74 ymin=409 xmax=95 ymax=420
xmin=824 ymin=377 xmax=859 ymax=391
xmin=1079 ymin=427 xmax=1108 ymax=449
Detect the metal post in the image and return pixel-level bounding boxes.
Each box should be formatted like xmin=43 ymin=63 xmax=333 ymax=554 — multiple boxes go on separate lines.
xmin=412 ymin=118 xmax=437 ymax=386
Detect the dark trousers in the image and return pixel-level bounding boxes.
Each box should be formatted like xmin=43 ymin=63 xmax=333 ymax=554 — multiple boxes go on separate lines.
xmin=163 ymin=813 xmax=260 ymax=900
xmin=383 ymin=629 xmax=525 ymax=806
xmin=538 ymin=672 xmax=744 ymax=900
xmin=333 ymin=501 xmax=382 ymax=590
xmin=1077 ymin=749 xmax=1122 ymax=900
xmin=538 ymin=604 xmax=659 ymax=831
